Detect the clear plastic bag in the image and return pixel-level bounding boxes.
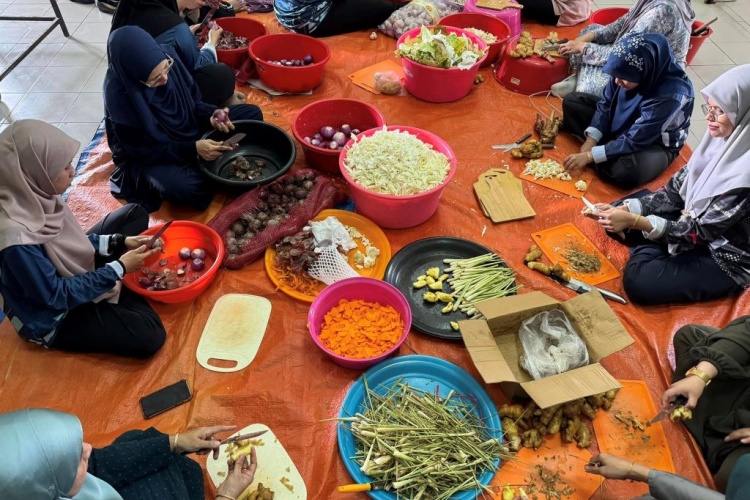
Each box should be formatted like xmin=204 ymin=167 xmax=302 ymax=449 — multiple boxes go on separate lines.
xmin=518 ymin=309 xmax=590 ymax=380
xmin=374 ymin=71 xmax=405 ymax=95
xmin=378 ymin=0 xmax=463 ymax=39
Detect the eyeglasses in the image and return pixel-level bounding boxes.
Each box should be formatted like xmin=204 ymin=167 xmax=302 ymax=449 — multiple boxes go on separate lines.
xmin=701 ymin=103 xmax=725 ymax=118
xmin=141 ymin=55 xmax=174 ymax=88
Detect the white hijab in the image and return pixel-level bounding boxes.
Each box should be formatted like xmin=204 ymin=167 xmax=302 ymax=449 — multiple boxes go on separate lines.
xmin=680 ymin=64 xmax=750 ymax=216
xmin=0 ymin=409 xmax=124 ymax=500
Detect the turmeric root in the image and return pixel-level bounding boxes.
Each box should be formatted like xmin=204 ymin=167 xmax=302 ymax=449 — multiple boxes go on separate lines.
xmin=499 ymin=404 xmax=524 ymax=420
xmin=524 ymin=245 xmax=543 ymax=263
xmin=576 ymin=424 xmax=592 ymax=448
xmin=527 ymin=261 xmax=552 ymax=275
xmin=522 ymin=429 xmax=545 ymax=450
xmin=670 ymin=406 xmax=693 ymax=422
xmin=547 ymin=408 xmax=564 ymax=435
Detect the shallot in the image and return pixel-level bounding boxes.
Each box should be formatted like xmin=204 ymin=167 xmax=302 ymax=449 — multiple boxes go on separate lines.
xmin=320 ymin=126 xmax=336 ymax=140
xmin=340 ymin=124 xmax=352 ymax=136
xmin=191 ymin=258 xmax=206 ymax=271
xmin=191 ymin=248 xmax=206 ymax=260
xmin=214 ymin=109 xmax=228 ymax=123
xmin=332 ymin=132 xmax=348 ymax=147
xmin=328 ymin=141 xmax=339 ymax=150
xmin=178 ymin=247 xmax=192 ymax=260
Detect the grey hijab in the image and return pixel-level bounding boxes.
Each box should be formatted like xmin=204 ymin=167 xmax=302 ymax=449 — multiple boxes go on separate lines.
xmin=619 ymin=0 xmax=695 ymax=39
xmin=0 ymin=409 xmax=124 ymax=500
xmin=680 ymin=64 xmax=750 ymax=216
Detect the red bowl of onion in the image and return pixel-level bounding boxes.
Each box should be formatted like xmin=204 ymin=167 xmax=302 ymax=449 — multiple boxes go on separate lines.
xmin=292 ymin=98 xmax=386 ymax=174
xmin=122 ymin=221 xmax=224 ymax=304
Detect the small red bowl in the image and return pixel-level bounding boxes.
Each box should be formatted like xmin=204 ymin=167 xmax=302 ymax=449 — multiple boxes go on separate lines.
xmin=292 ymin=99 xmax=387 ymax=174
xmin=249 ymin=33 xmax=331 ymax=93
xmin=123 ymin=221 xmax=224 ymax=304
xmin=440 ymin=13 xmax=511 ymax=67
xmin=212 ymin=17 xmax=267 ymax=68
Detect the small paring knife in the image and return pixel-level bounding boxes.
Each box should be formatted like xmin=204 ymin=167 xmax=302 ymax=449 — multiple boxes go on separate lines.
xmin=225 ymin=133 xmax=246 ymax=149
xmin=219 ymin=429 xmax=268 ymax=446
xmin=549 ymin=275 xmax=627 ymax=304
xmin=582 ymin=196 xmax=598 ymax=213
xmin=146 ymin=220 xmax=173 ymax=249
xmin=650 ymin=396 xmax=689 ymax=424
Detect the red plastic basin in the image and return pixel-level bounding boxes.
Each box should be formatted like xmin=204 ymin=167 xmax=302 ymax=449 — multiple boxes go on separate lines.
xmin=308 ymin=277 xmax=412 ymax=370
xmin=440 ymin=12 xmax=511 ymax=67
xmin=687 ymin=21 xmax=712 ymax=66
xmin=339 ymin=126 xmax=457 ymax=229
xmin=589 ymin=7 xmax=628 ymax=26
xmin=249 ymin=33 xmax=330 ymax=93
xmin=495 ymin=36 xmax=570 ymax=95
xmin=463 ymin=0 xmax=522 ymax=37
xmin=123 ymin=221 xmax=224 ymax=304
xmin=213 ymin=17 xmax=267 ymax=68
xmin=292 ymin=99 xmax=387 ymax=175
xmin=397 ymin=26 xmax=488 ymax=103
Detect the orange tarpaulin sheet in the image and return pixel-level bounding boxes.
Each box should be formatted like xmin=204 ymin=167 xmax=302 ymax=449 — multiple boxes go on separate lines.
xmin=0 ymin=12 xmax=742 ymax=500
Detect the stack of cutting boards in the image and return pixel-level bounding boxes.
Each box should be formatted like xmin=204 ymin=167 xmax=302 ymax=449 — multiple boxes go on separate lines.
xmin=474 ymin=169 xmax=535 ymax=223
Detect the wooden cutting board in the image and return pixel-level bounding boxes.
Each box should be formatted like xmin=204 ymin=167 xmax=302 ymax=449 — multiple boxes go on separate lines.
xmin=474 ymin=169 xmax=535 ymax=223
xmin=475 ymin=0 xmax=523 ymax=10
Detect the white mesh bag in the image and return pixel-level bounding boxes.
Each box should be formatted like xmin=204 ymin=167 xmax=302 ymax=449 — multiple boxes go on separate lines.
xmin=518 ymin=309 xmax=590 ymax=380
xmin=308 ymin=246 xmax=360 ymax=285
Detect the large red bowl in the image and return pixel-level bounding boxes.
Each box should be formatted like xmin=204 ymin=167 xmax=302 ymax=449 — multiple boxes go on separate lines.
xmin=249 ymin=33 xmax=331 ymax=93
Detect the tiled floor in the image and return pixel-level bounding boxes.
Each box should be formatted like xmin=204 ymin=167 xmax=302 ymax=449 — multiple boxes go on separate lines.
xmin=0 ymin=0 xmax=747 ymax=160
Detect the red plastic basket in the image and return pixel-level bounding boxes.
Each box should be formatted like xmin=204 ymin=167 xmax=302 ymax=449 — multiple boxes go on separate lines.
xmin=249 ymin=33 xmax=330 ymax=93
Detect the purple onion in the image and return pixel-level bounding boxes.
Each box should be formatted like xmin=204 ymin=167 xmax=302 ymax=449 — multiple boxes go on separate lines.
xmin=191 ymin=258 xmax=206 ymax=272
xmin=351 ymin=129 xmax=361 ymax=135
xmin=311 ymin=138 xmax=321 ymax=147
xmin=191 ymin=248 xmax=206 ymax=260
xmin=328 ymin=141 xmax=339 ymax=150
xmin=304 ymin=136 xmax=311 ymax=143
xmin=332 ymin=131 xmax=348 ymax=147
xmin=313 ymin=133 xmax=322 ymax=141
xmin=138 ymin=276 xmax=154 ymax=288
xmin=340 ymin=124 xmax=352 ymax=136
xmin=178 ymin=247 xmax=192 ymax=260
xmin=214 ymin=109 xmax=228 ymax=123
xmin=320 ymin=126 xmax=336 ymax=140
xmin=303 ymin=54 xmax=313 ymax=65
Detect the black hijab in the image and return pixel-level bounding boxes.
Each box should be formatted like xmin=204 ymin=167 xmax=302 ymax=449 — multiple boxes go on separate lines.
xmin=111 ymin=0 xmax=184 ymax=38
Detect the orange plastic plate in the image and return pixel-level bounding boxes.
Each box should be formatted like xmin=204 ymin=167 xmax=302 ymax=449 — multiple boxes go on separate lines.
xmin=493 ymin=434 xmax=603 ymax=500
xmin=531 ymin=222 xmax=620 ymax=286
xmin=593 ymin=380 xmax=676 ymax=481
xmin=265 ymin=209 xmax=391 ymax=303
xmin=518 ymin=163 xmax=595 ymax=199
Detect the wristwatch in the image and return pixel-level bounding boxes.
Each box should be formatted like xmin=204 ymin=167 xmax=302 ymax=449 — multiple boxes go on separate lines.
xmin=686 ymin=366 xmax=712 ymax=386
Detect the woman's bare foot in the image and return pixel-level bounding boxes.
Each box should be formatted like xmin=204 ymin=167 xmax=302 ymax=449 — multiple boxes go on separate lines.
xmin=222 ymin=91 xmax=246 ymax=108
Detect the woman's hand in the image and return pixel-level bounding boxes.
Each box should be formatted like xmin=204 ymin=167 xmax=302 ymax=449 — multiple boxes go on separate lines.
xmin=217 ymin=449 xmax=258 ymax=500
xmin=173 ymin=426 xmax=236 ymax=455
xmin=725 ymin=428 xmax=750 ymax=445
xmin=211 ymin=108 xmax=235 ymax=133
xmin=580 ymin=138 xmax=597 ymax=154
xmin=229 ymin=0 xmax=247 ymax=13
xmin=120 ymin=245 xmax=161 ymax=273
xmin=558 ymin=39 xmax=588 ymax=56
xmin=595 ymin=208 xmax=636 ymax=233
xmin=197 ymin=140 xmax=233 ymax=161
xmin=189 ymin=24 xmax=201 ymax=36
xmin=208 ymin=23 xmax=224 ymax=46
xmin=125 ymin=235 xmax=163 ymax=250
xmin=585 ymin=454 xmax=650 ymax=482
xmin=662 ymin=376 xmax=707 ymax=410
xmin=563 ymin=152 xmax=592 ymax=173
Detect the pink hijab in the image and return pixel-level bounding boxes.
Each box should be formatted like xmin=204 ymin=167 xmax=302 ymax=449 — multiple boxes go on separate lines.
xmin=0 ymin=120 xmax=119 ymax=301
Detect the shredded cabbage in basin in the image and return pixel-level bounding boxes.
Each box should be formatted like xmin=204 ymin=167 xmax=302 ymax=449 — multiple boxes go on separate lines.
xmin=395 ymin=26 xmax=485 ymax=70
xmin=343 ymin=127 xmax=451 ymax=196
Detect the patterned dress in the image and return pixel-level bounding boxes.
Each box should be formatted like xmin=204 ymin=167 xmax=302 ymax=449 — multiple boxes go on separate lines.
xmin=625 ymin=167 xmax=750 ymax=289
xmin=570 ymin=0 xmax=691 ymax=96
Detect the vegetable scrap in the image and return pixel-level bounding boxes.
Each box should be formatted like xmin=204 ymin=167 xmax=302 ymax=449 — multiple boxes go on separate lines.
xmin=511 ymin=140 xmax=543 ymax=159
xmin=227 ymin=157 xmax=263 ymax=182
xmin=369 ymin=31 xmax=378 ymax=40
xmin=246 ymin=483 xmax=275 ymax=500
xmin=348 ymin=227 xmax=381 ymax=269
xmin=333 ymin=380 xmax=511 ymax=500
xmin=274 ymin=228 xmax=317 ymax=272
xmin=509 ymin=30 xmax=534 ymax=59
xmin=523 ymin=159 xmax=570 ymax=181
xmin=215 ymin=31 xmax=249 ymax=50
xmin=137 ymin=252 xmax=205 ymax=291
xmin=343 ymin=127 xmax=450 ymax=196
xmin=396 ymin=26 xmax=486 ymax=69
xmin=304 ymin=123 xmax=360 ymax=151
xmin=474 ymin=74 xmax=485 ymax=85
xmin=562 ymin=244 xmax=602 ymax=274
xmin=318 ymin=299 xmax=403 ymax=359
xmin=225 ymin=172 xmax=317 ymax=255
xmin=524 ymin=464 xmax=575 ymax=500
xmin=464 ymin=27 xmax=498 ymax=44
xmin=614 ymin=411 xmax=646 ymax=432
xmin=268 ymin=54 xmax=314 ymax=66
xmin=670 ymin=405 xmax=693 ymax=422
xmin=574 ymin=180 xmax=587 ymax=192
xmin=279 ymin=477 xmax=294 ymax=492
xmin=500 ymin=390 xmax=618 ymax=451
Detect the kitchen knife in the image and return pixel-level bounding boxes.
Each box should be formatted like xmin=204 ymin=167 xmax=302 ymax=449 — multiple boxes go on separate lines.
xmin=550 ymin=275 xmax=628 ymax=304
xmin=225 ymin=133 xmax=246 ymax=149
xmin=337 ymin=481 xmax=387 ymax=493
xmin=146 ymin=221 xmax=173 ymax=250
xmin=650 ymin=396 xmax=689 ymax=424
xmin=582 ymin=196 xmax=598 ymax=213
xmin=197 ymin=6 xmax=219 ymax=34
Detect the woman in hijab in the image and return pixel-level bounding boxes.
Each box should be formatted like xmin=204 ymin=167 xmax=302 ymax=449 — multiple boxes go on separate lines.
xmin=0 ymin=409 xmax=259 ymax=500
xmin=554 ymin=0 xmax=694 ymax=97
xmin=104 ymin=26 xmax=263 ymax=212
xmin=0 ymin=120 xmax=166 ymax=358
xmin=275 ymin=0 xmax=397 ymax=37
xmin=588 ymin=64 xmax=750 ymax=305
xmin=111 ymin=0 xmax=243 ymax=108
xmin=562 ymin=33 xmax=694 ymax=189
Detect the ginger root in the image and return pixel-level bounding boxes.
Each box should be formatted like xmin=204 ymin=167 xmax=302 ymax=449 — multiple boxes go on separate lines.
xmin=670 ymin=406 xmax=693 ymax=422
xmin=527 ymin=261 xmax=552 ymax=275
xmin=524 ymin=245 xmax=543 ymax=263
xmin=502 ymin=417 xmax=522 ymax=451
xmin=522 ymin=429 xmax=545 ymax=450
xmin=562 ymin=416 xmax=581 ymax=443
xmin=582 ymin=402 xmax=598 ymax=420
xmin=499 ymin=404 xmax=524 ymax=420
xmin=576 ymin=423 xmax=592 ymax=448
xmin=547 ymin=408 xmax=564 ymax=435
xmin=245 ymin=483 xmax=274 ymax=500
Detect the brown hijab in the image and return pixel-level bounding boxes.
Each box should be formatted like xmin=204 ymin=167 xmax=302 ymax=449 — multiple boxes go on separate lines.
xmin=0 ymin=120 xmax=119 ymax=301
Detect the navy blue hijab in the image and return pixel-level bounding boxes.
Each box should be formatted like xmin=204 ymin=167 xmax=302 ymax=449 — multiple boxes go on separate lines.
xmin=104 ymin=26 xmax=200 ymax=142
xmin=601 ymin=33 xmax=693 ymax=139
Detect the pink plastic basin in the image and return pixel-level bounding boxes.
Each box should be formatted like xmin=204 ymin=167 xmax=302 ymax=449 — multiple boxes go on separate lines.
xmin=440 ymin=13 xmax=511 ymax=67
xmin=339 ymin=126 xmax=457 ymax=229
xmin=687 ymin=21 xmax=712 ymax=66
xmin=464 ymin=0 xmax=522 ymax=37
xmin=308 ymin=277 xmax=412 ymax=370
xmin=397 ymin=26 xmax=488 ymax=103
xmin=292 ymin=99 xmax=386 ymax=175
xmin=589 ymin=7 xmax=628 ymax=26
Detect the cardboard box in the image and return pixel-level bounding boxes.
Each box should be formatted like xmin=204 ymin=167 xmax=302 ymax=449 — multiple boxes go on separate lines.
xmin=460 ymin=290 xmax=634 ymax=409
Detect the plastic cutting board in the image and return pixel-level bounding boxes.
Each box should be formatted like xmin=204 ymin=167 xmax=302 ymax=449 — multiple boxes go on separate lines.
xmin=207 ymin=423 xmax=307 ymax=500
xmin=196 ymin=294 xmax=271 ymax=372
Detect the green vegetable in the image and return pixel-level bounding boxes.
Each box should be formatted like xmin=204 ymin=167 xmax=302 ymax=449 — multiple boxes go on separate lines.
xmin=444 ymin=253 xmax=520 ymax=318
xmin=331 ymin=378 xmax=511 ymax=500
xmin=396 ymin=26 xmax=486 ymax=70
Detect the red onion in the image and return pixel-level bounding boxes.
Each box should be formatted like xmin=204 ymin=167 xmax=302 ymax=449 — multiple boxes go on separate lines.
xmin=178 ymin=247 xmax=192 ymax=260
xmin=303 ymin=54 xmax=313 ymax=65
xmin=332 ymin=131 xmax=348 ymax=147
xmin=215 ymin=109 xmax=228 ymax=123
xmin=138 ymin=276 xmax=154 ymax=288
xmin=191 ymin=248 xmax=206 ymax=260
xmin=351 ymin=129 xmax=361 ymax=135
xmin=313 ymin=133 xmax=322 ymax=141
xmin=328 ymin=141 xmax=339 ymax=150
xmin=191 ymin=258 xmax=205 ymax=271
xmin=320 ymin=126 xmax=336 ymax=140
xmin=340 ymin=124 xmax=352 ymax=136
xmin=311 ymin=138 xmax=321 ymax=147
xmin=304 ymin=136 xmax=311 ymax=143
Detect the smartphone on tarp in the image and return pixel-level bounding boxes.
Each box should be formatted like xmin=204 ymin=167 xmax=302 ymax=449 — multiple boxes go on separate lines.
xmin=140 ymin=380 xmax=192 ymax=419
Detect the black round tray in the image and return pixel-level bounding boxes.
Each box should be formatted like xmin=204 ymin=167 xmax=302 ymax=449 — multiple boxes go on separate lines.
xmin=384 ymin=237 xmax=515 ymax=340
